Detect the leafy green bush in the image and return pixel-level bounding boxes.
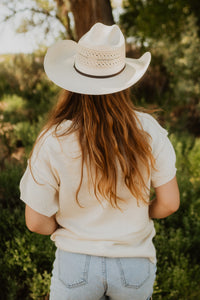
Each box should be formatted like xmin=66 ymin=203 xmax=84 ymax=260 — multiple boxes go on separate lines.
xmin=0 ymin=53 xmax=60 ymax=122
xmin=0 ymin=162 xmax=25 ymax=208
xmin=0 ymin=206 xmax=55 ymax=300
xmin=0 ymin=160 xmax=54 ymax=298
xmin=0 ymin=94 xmax=26 ymax=112
xmin=153 ymin=134 xmax=200 ymax=299
xmin=0 ymin=158 xmax=55 ymax=299
xmin=0 ymin=94 xmax=28 ymax=123
xmin=14 ymin=118 xmax=45 ymax=154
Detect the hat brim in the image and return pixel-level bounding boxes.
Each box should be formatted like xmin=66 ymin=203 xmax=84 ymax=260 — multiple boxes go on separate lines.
xmin=44 ymin=40 xmax=151 ymax=95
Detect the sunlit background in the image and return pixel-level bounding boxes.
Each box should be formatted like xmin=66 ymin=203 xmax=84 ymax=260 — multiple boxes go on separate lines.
xmin=0 ymin=0 xmax=123 ymax=54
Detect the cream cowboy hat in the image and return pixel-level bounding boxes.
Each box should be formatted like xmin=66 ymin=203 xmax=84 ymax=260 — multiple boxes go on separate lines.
xmin=44 ymin=23 xmax=151 ymax=95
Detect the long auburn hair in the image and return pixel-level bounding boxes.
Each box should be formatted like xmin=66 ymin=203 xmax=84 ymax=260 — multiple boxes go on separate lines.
xmin=30 ymin=88 xmax=156 ymax=208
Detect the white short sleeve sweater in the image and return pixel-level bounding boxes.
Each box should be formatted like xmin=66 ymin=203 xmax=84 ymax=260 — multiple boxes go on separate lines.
xmin=20 ymin=112 xmax=177 ymax=263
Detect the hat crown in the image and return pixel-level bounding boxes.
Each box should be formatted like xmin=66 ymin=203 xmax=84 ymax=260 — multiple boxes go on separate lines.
xmin=79 ymin=23 xmax=124 ymax=49
xmin=74 ymin=23 xmax=126 ymax=77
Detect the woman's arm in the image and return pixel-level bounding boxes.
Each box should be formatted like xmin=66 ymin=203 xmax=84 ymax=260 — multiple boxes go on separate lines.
xmin=149 ymin=176 xmax=180 ymax=219
xmin=25 ymin=205 xmax=58 ymax=235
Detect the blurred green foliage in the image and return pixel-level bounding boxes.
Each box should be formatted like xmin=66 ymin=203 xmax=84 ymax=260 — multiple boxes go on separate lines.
xmin=153 ymin=133 xmax=200 ymax=299
xmin=0 ymin=52 xmax=59 ymax=121
xmin=121 ymin=0 xmax=200 ymax=42
xmin=121 ymin=0 xmax=200 ymax=136
xmin=0 ymin=50 xmax=59 ymax=300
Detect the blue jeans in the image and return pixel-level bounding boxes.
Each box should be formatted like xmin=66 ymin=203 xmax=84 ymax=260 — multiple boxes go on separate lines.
xmin=50 ymin=249 xmax=156 ymax=300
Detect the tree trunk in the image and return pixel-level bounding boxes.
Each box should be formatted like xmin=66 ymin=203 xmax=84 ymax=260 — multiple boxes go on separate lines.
xmin=69 ymin=0 xmax=114 ymax=40
xmin=54 ymin=0 xmax=74 ymax=39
